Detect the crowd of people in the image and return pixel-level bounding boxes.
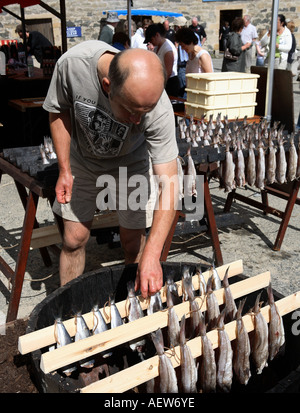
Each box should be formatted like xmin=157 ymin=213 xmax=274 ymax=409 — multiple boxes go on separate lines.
xmin=97 ymin=11 xmax=298 ymax=95
xmin=221 ymin=14 xmax=297 ymax=75
xmin=10 ymin=11 xmax=299 ymax=85
xmin=97 ymin=12 xmax=213 ymax=99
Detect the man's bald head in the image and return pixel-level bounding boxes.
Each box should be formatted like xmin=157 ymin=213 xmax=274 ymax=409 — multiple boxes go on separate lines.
xmin=108 ymin=48 xmax=166 ymax=100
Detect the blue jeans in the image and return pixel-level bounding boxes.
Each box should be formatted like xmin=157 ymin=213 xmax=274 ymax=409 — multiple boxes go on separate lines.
xmin=178 ymin=66 xmax=186 ymax=98
xmin=256 ymin=56 xmax=264 ymax=66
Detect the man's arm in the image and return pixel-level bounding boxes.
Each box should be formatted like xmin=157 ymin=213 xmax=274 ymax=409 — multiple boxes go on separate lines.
xmin=49 ymin=111 xmax=73 ymax=204
xmin=135 ymin=158 xmax=179 ymax=298
xmin=200 ymin=52 xmax=213 ymax=73
xmin=164 ymin=50 xmax=175 ymax=79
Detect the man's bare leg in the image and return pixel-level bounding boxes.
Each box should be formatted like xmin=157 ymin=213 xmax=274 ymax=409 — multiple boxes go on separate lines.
xmin=119 ymin=226 xmax=146 ymax=264
xmin=59 ymin=219 xmax=92 ymax=286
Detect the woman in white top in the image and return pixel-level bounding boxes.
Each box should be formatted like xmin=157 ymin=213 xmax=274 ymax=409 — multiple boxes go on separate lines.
xmin=175 ymin=27 xmax=213 ymax=74
xmin=144 ymin=23 xmax=180 ymax=96
xmin=260 ymin=14 xmax=292 ymax=69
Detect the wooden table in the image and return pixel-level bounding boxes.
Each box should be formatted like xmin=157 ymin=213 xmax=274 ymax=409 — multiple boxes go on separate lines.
xmin=0 ymin=153 xmax=60 ymax=322
xmin=8 ymin=97 xmax=45 ymax=112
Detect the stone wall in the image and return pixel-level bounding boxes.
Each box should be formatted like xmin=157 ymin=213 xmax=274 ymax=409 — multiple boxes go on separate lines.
xmin=0 ymin=0 xmax=299 ymax=53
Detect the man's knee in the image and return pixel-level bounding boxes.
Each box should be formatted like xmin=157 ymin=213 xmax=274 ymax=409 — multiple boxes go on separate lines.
xmin=62 ymin=220 xmax=92 ymax=251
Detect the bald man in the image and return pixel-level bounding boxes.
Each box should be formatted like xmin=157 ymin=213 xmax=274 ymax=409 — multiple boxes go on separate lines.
xmin=43 ymin=41 xmax=179 ymax=298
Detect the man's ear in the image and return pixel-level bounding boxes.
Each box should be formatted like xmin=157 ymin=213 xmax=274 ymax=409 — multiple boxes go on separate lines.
xmin=102 ymin=77 xmax=111 ymax=94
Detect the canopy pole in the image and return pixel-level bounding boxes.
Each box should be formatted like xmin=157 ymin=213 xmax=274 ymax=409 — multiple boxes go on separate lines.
xmin=20 ymin=6 xmax=28 ymax=60
xmin=59 ymin=0 xmax=67 ymax=52
xmin=127 ymin=0 xmax=132 ymax=43
xmin=265 ymin=0 xmax=279 ymax=123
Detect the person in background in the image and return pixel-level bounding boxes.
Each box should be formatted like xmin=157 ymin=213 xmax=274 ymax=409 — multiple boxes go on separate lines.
xmin=131 ymin=18 xmax=153 ymax=49
xmin=175 ymin=27 xmax=213 ymax=74
xmin=173 ymin=16 xmax=200 ymax=97
xmin=260 ymin=14 xmax=292 ymax=70
xmin=144 ymin=23 xmax=180 ymax=96
xmin=219 ymin=21 xmax=230 ymax=52
xmin=163 ymin=20 xmax=176 ymax=44
xmin=43 ymin=44 xmax=179 ymax=298
xmin=97 ymin=17 xmax=107 ymax=40
xmin=222 ymin=17 xmax=251 ymax=73
xmin=286 ymin=20 xmax=297 ymax=74
xmin=98 ymin=11 xmax=120 ymax=45
xmin=125 ymin=19 xmax=137 ymax=37
xmin=255 ymin=29 xmax=268 ymax=66
xmin=15 ymin=24 xmax=52 ymax=64
xmin=115 ymin=19 xmax=136 ymax=38
xmin=189 ymin=16 xmax=207 ymax=45
xmin=241 ymin=15 xmax=258 ymax=73
xmin=112 ymin=32 xmax=130 ymax=50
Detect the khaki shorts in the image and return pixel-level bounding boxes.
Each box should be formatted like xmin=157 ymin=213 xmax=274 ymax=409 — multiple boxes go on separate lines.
xmin=52 ymin=153 xmax=158 ymax=229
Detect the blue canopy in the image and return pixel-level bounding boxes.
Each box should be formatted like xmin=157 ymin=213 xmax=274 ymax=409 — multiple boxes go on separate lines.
xmin=105 ymin=9 xmax=183 ymax=17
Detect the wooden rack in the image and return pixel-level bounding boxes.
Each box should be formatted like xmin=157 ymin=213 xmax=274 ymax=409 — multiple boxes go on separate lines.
xmin=18 ymin=260 xmax=243 ymax=355
xmin=224 ymin=180 xmax=300 ymax=251
xmin=18 ymin=259 xmax=300 ymax=393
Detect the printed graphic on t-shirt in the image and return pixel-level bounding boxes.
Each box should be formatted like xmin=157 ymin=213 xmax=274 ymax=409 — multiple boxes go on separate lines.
xmin=74 ymin=101 xmax=129 ymax=157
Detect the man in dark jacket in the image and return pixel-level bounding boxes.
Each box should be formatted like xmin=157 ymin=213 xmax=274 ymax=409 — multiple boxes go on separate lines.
xmin=15 ymin=24 xmax=52 ymax=64
xmin=163 ymin=20 xmax=176 ymax=44
xmin=189 ymin=16 xmax=207 ymax=45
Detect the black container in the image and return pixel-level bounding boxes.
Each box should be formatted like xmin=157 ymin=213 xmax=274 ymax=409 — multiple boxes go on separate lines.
xmin=27 ymin=262 xmax=300 ymax=393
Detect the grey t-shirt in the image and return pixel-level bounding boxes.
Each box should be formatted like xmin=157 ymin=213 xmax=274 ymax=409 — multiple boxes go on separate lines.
xmin=43 ymin=40 xmax=178 ymax=175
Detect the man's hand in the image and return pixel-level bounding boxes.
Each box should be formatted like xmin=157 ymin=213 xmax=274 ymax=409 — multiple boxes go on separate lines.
xmin=134 ymin=158 xmax=178 ymax=298
xmin=49 ymin=111 xmax=73 ymax=204
xmin=135 ymin=253 xmax=163 ymax=299
xmin=56 ymin=170 xmax=73 ymax=204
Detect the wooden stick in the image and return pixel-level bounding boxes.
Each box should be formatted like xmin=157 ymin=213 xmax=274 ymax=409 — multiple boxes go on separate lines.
xmin=81 ymin=290 xmax=300 ymax=393
xmin=39 ymin=269 xmax=268 ymax=375
xmin=18 ymin=259 xmax=243 ymax=355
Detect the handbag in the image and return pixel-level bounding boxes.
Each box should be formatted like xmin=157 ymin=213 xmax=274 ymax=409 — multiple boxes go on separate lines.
xmin=224 ymin=48 xmax=238 ymax=61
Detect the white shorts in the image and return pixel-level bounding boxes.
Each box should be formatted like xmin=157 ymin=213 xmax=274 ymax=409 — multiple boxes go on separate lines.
xmin=52 ymin=153 xmax=158 ymax=229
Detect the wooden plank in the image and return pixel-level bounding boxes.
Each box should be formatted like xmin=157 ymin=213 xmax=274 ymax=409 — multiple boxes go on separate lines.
xmin=18 ymin=260 xmax=243 ymax=355
xmin=40 ymin=268 xmax=268 ymax=375
xmin=81 ymin=290 xmax=300 ymax=393
xmin=30 ymin=212 xmax=120 ymax=249
xmin=30 ymin=232 xmax=62 ymax=249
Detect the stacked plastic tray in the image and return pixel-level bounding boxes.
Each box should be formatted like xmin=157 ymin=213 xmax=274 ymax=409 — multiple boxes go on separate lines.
xmin=185 ymin=72 xmax=259 ymax=119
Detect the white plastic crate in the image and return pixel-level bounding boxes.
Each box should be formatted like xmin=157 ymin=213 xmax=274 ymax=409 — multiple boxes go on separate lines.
xmin=185 ymin=72 xmax=259 ymax=92
xmin=185 ymin=88 xmax=258 ymax=107
xmin=184 ymin=101 xmax=257 ymax=120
